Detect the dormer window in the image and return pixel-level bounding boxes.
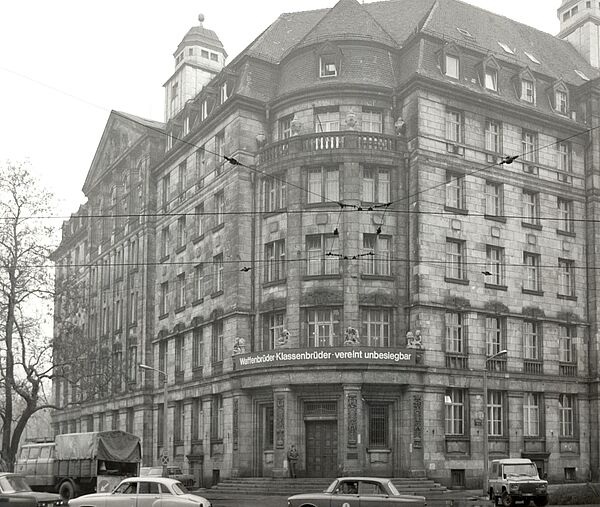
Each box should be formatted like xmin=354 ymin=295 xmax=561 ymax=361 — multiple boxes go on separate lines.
xmin=524 ymin=51 xmax=541 ymax=65
xmin=176 ymin=52 xmax=184 ymax=65
xmin=220 ymin=82 xmax=229 ymax=104
xmin=201 ymin=99 xmax=208 ymax=121
xmin=497 ymin=42 xmax=514 ymax=55
xmin=456 ymin=27 xmax=474 ymax=39
xmin=556 ymin=89 xmax=568 ymax=114
xmin=320 ymin=56 xmax=338 ymax=78
xmin=485 ymin=68 xmax=498 ymax=91
xmin=445 ymin=54 xmax=460 ymax=79
xmin=521 ymin=79 xmax=535 ymax=103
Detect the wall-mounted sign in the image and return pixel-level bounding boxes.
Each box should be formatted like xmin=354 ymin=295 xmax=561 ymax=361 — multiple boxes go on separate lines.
xmin=233 ymin=347 xmax=417 ymax=370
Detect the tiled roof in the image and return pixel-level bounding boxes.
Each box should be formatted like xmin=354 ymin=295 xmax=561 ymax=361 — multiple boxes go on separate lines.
xmin=176 ymin=25 xmax=227 ymax=56
xmin=239 ymin=0 xmax=599 ymax=84
xmin=114 ymin=111 xmax=165 ymax=132
xmin=296 ymin=0 xmax=397 ymax=49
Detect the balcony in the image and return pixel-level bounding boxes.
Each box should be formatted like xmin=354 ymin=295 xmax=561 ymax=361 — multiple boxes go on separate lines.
xmin=259 ymin=131 xmax=400 ymax=164
xmin=445 ymin=353 xmax=468 ymax=369
xmin=559 ymin=362 xmax=577 ymax=377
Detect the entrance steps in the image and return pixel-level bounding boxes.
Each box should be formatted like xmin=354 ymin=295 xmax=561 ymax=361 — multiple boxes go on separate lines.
xmin=205 ymin=477 xmax=448 ymax=497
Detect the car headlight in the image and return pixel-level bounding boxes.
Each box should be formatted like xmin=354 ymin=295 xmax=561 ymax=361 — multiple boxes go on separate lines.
xmin=509 ymin=484 xmax=520 ymax=492
xmin=536 ymin=485 xmax=547 ymax=492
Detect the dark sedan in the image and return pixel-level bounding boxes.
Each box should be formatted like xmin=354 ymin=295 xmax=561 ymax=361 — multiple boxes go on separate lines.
xmin=287 ymin=477 xmax=426 ymax=507
xmin=0 ymin=473 xmax=64 ymax=507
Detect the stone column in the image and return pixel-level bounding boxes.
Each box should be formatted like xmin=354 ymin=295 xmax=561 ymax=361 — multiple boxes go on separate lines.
xmin=272 ymin=386 xmax=292 ymax=477
xmin=342 ymin=384 xmax=363 ymax=475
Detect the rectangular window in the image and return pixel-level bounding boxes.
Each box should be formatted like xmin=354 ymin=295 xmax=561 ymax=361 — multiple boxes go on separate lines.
xmin=445 ymin=54 xmax=459 ymax=79
xmin=211 ymin=321 xmax=224 ymax=364
xmin=485 ymin=181 xmax=502 ymax=217
xmin=178 ymin=160 xmax=187 ymax=196
xmin=523 ymin=190 xmax=539 ymax=224
xmin=193 ymin=264 xmax=203 ymax=302
xmin=446 ymin=109 xmax=463 ymax=143
xmin=557 ymin=142 xmax=571 ymax=175
xmin=314 ymin=109 xmax=340 ymax=132
xmin=210 ymin=395 xmax=224 ymax=440
xmin=158 ymin=340 xmax=167 ymax=374
xmin=161 ymin=173 xmax=170 ymax=208
xmin=361 ymin=308 xmax=390 ymax=347
xmin=558 ymin=259 xmax=575 ymax=297
xmin=485 ymin=120 xmax=501 ymax=153
xmin=523 ymin=321 xmax=540 ymax=360
xmin=213 ymin=254 xmax=224 ymax=293
xmin=279 ymin=115 xmax=293 ymax=139
xmin=486 ymin=245 xmax=505 ymax=286
xmin=487 ymin=390 xmax=504 ymax=436
xmin=175 ymin=335 xmax=184 ymax=373
xmin=319 ymin=56 xmax=338 ymax=78
xmin=485 ymin=317 xmax=504 ymax=356
xmin=263 ymin=311 xmax=285 ymax=350
xmin=127 ymin=346 xmax=137 ymax=383
xmin=176 ymin=273 xmax=185 ymax=309
xmin=191 ymin=398 xmax=202 ymax=441
xmin=197 ymin=146 xmax=206 ymax=178
xmin=160 ymin=227 xmax=170 ymax=259
xmin=523 ymin=253 xmax=541 ymax=292
xmin=446 ymin=239 xmax=465 ymax=280
xmin=485 ymin=68 xmax=498 ymax=91
xmin=559 ymin=394 xmax=575 ymax=437
xmin=522 ymin=131 xmax=537 ymax=163
xmin=445 ymin=388 xmax=465 ymax=435
xmin=361 ymin=109 xmax=383 ymax=133
xmin=215 ymin=191 xmax=225 ymax=227
xmin=307 ymin=167 xmax=339 ymax=203
xmin=556 ymin=90 xmax=568 ymax=114
xmin=177 ymin=216 xmax=186 ymax=249
xmin=558 ymin=198 xmax=574 ymax=233
xmin=307 ymin=308 xmax=341 ymax=347
xmin=160 ymin=282 xmax=169 ymax=316
xmin=192 ymin=328 xmax=203 ymax=370
xmin=445 ymin=312 xmax=466 ymax=354
xmin=265 ymin=239 xmax=286 ymax=283
xmin=195 ymin=203 xmax=204 ymax=238
xmin=445 ymin=172 xmax=465 ymax=209
xmin=368 ymin=404 xmax=388 ymax=447
xmin=362 ymin=167 xmax=390 ymax=203
xmin=523 ymin=393 xmax=540 ymax=437
xmin=264 ymin=177 xmax=286 ymax=212
xmin=521 ymin=79 xmax=535 ymax=102
xmin=306 ymin=235 xmax=339 ymax=276
xmin=559 ymin=325 xmax=576 ymax=363
xmin=215 ymin=131 xmax=225 ymax=173
xmin=219 ymin=82 xmax=229 ymax=104
xmin=362 ymin=234 xmax=391 ymax=276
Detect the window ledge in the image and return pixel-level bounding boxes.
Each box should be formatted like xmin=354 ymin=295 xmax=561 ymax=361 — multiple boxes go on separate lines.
xmin=444 ymin=206 xmax=469 ymax=216
xmin=484 ymin=283 xmax=508 ymax=291
xmin=305 ymin=201 xmax=340 ymax=209
xmin=192 ymin=234 xmax=205 ymax=244
xmin=263 ymin=209 xmax=287 ymax=218
xmin=484 ymin=215 xmax=507 ymax=224
xmin=192 ymin=298 xmax=204 ymax=307
xmin=557 ymin=230 xmax=576 ymax=238
xmin=213 ymin=223 xmax=225 ymax=233
xmin=175 ymin=245 xmax=187 ymax=255
xmin=263 ymin=279 xmax=287 ymax=288
xmin=175 ymin=306 xmax=186 ymax=314
xmin=160 ymin=255 xmax=170 ymax=263
xmin=522 ymin=222 xmax=542 ymax=231
xmin=211 ymin=290 xmax=224 ymax=299
xmin=303 ymin=274 xmax=342 ymax=281
xmin=557 ymin=294 xmax=577 ymax=301
xmin=361 ymin=274 xmax=394 ymax=281
xmin=522 ymin=288 xmax=544 ymax=296
xmin=159 ymin=313 xmax=169 ymax=320
xmin=445 ymin=277 xmax=470 ymax=285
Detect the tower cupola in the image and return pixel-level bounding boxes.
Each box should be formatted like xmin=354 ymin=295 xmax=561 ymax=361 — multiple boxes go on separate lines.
xmin=558 ymin=0 xmax=600 ymax=67
xmin=164 ymin=14 xmax=227 ymax=121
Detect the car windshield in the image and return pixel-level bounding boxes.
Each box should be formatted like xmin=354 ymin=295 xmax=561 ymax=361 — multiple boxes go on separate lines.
xmin=503 ymin=464 xmax=538 ymax=477
xmin=386 ymin=481 xmax=400 ymax=496
xmin=325 ymin=479 xmax=339 ymax=494
xmin=0 ymin=476 xmax=32 ymax=493
xmin=172 ymin=482 xmax=189 ymax=495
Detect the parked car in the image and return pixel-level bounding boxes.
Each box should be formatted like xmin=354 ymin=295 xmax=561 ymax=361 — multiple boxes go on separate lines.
xmin=0 ymin=473 xmax=65 ymax=507
xmin=488 ymin=458 xmax=548 ymax=507
xmin=0 ymin=495 xmax=37 ymax=507
xmin=67 ymin=477 xmax=209 ymax=507
xmin=139 ymin=466 xmax=195 ymax=488
xmin=287 ymin=477 xmax=426 ymax=507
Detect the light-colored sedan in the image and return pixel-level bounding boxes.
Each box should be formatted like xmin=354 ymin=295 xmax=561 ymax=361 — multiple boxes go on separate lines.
xmin=67 ymin=477 xmax=210 ymax=507
xmin=287 ymin=477 xmax=426 ymax=507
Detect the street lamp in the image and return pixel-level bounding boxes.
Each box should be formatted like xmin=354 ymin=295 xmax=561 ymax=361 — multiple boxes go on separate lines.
xmin=139 ymin=364 xmax=169 ymax=477
xmin=482 ymin=349 xmax=507 ymax=497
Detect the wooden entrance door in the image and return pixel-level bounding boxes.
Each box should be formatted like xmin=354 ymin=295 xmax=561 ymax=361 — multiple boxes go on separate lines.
xmin=305 ymin=420 xmax=338 ymax=477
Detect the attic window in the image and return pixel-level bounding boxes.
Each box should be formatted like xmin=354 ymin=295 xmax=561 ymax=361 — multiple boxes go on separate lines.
xmin=497 ymin=42 xmax=514 ymax=55
xmin=456 ymin=27 xmax=474 ymax=39
xmin=575 ymin=69 xmax=590 ymax=81
xmin=524 ymin=52 xmax=541 ymax=65
xmin=320 ymin=56 xmax=338 ymax=78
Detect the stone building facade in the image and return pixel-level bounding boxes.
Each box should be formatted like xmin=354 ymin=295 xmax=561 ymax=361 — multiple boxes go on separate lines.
xmin=52 ymin=0 xmax=600 ymax=489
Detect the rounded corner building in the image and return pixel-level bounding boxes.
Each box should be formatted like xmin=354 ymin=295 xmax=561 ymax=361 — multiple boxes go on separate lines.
xmin=52 ymin=0 xmax=600 ymax=490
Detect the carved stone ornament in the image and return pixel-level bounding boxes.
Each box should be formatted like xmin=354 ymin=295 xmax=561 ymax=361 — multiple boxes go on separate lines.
xmin=413 ymin=394 xmax=423 ymax=448
xmin=347 ymin=394 xmax=358 ymax=446
xmin=345 ymin=110 xmax=357 ymax=130
xmin=232 ymin=398 xmax=239 ymax=451
xmin=407 ymin=330 xmax=423 ymax=349
xmin=344 ymin=327 xmax=360 ymax=346
xmin=290 ymin=115 xmax=302 ymax=136
xmin=277 ymin=329 xmax=290 ymax=348
xmin=275 ymin=395 xmax=285 ymax=448
xmin=256 ymin=133 xmax=267 ymax=149
xmin=394 ymin=116 xmax=406 ymax=136
xmin=232 ymin=337 xmax=246 ymax=356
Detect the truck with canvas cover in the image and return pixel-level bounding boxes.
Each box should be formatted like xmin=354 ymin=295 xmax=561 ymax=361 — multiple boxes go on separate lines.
xmin=16 ymin=431 xmax=141 ymax=501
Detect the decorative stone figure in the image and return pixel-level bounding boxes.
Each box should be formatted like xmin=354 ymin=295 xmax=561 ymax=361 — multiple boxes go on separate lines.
xmin=344 ymin=326 xmax=360 ymax=346
xmin=394 ymin=116 xmax=406 ymax=136
xmin=345 ymin=110 xmax=357 ymax=130
xmin=256 ymin=133 xmax=267 ymax=149
xmin=290 ymin=115 xmax=302 ymax=136
xmin=277 ymin=329 xmax=290 ymax=348
xmin=232 ymin=337 xmax=246 ymax=355
xmin=407 ymin=330 xmax=423 ymax=349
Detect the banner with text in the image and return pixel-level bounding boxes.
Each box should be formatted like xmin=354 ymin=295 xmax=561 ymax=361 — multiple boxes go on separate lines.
xmin=233 ymin=347 xmax=416 ymax=370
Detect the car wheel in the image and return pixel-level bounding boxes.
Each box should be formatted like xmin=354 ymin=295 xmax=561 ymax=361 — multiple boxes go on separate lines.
xmin=59 ymin=481 xmax=75 ymax=501
xmin=533 ymin=496 xmax=548 ymax=507
xmin=501 ymin=491 xmax=514 ymax=507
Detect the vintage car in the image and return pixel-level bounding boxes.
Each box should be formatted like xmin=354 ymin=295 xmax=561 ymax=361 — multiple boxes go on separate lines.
xmin=139 ymin=466 xmax=195 ymax=488
xmin=0 ymin=473 xmax=65 ymax=507
xmin=67 ymin=477 xmax=210 ymax=507
xmin=488 ymin=458 xmax=548 ymax=507
xmin=287 ymin=477 xmax=426 ymax=507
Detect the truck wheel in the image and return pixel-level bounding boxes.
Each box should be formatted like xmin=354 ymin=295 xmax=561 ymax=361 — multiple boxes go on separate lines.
xmin=59 ymin=481 xmax=75 ymax=501
xmin=501 ymin=491 xmax=514 ymax=507
xmin=533 ymin=496 xmax=548 ymax=507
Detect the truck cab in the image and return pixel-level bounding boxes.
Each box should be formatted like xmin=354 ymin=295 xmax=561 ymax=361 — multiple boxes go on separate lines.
xmin=488 ymin=458 xmax=548 ymax=507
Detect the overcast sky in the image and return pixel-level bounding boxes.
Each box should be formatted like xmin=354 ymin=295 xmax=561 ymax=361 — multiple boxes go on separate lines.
xmin=0 ymin=0 xmax=562 ymax=219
